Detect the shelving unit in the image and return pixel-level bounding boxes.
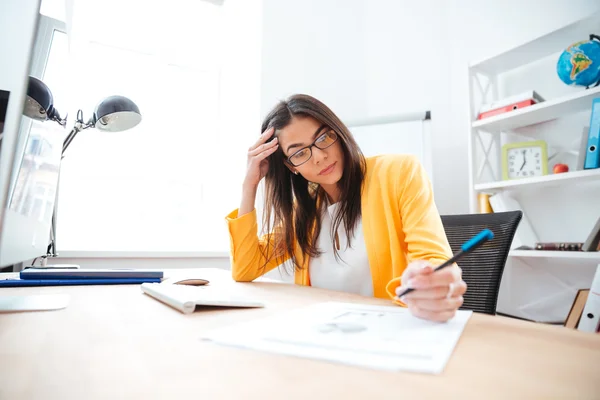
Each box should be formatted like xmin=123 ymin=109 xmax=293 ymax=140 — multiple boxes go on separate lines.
xmin=468 ymin=10 xmax=600 ymax=205
xmin=466 ymin=11 xmax=600 ymax=323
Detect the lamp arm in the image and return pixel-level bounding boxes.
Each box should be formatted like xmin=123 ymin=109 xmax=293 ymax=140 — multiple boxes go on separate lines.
xmin=62 ymin=123 xmax=83 ymax=155
xmin=49 ymin=108 xmax=67 ymax=127
xmin=47 ymin=188 xmax=58 ymax=259
xmin=62 ymin=110 xmax=93 ymax=156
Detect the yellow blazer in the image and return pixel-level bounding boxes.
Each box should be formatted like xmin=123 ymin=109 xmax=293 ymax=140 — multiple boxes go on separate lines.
xmin=225 ymin=154 xmax=452 ymax=302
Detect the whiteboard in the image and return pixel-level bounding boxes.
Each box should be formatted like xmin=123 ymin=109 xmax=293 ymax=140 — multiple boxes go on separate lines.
xmin=348 ymin=119 xmax=433 ymax=184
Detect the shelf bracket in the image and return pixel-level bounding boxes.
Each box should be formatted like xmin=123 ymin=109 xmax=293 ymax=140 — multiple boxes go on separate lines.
xmin=474 ymin=130 xmax=498 ymax=181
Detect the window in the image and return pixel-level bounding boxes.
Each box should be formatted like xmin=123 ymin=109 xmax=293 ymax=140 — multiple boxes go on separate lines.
xmin=35 ymin=0 xmax=263 ymax=254
xmin=39 ymin=0 xmax=66 ymax=22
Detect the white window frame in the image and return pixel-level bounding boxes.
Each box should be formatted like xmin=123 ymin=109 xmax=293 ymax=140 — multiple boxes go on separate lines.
xmin=10 ymin=15 xmax=66 ymax=200
xmin=30 ymin=15 xmax=66 ymax=79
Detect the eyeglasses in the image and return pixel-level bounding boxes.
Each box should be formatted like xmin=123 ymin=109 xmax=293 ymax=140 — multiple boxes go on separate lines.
xmin=286 ymin=130 xmax=338 ymax=167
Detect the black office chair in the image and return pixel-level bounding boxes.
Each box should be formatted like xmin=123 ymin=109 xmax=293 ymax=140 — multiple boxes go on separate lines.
xmin=440 ymin=211 xmax=522 ymax=315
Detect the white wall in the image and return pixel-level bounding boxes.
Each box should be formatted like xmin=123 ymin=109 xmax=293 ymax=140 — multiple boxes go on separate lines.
xmin=260 ymin=0 xmax=369 ymax=120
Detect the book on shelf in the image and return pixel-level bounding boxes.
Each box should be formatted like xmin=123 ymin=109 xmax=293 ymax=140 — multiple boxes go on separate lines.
xmin=583 ymin=216 xmax=600 ymax=252
xmin=565 ymin=289 xmax=590 ymax=329
xmin=577 ymin=126 xmax=590 ymax=171
xmin=583 ymin=98 xmax=600 ymax=170
xmin=515 ymin=242 xmax=599 ymax=252
xmin=478 ymin=193 xmax=493 ymax=213
xmin=578 ymin=264 xmax=600 ymax=333
xmin=535 ymin=242 xmax=583 ymax=251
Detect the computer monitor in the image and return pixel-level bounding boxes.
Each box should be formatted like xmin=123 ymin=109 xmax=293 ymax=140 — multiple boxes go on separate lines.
xmin=0 ymin=0 xmax=60 ymax=270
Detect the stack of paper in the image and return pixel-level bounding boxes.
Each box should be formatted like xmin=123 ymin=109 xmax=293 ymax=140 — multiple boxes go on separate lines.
xmin=203 ymin=302 xmax=472 ymax=374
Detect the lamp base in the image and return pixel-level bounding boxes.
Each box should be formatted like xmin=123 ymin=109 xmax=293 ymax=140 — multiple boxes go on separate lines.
xmin=33 ymin=262 xmax=80 ymax=270
xmin=37 ymin=256 xmax=80 ymax=269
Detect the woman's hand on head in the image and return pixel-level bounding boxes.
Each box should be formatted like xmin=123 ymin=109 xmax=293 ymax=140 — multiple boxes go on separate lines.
xmin=395 ymin=260 xmax=467 ymax=322
xmin=244 ymin=127 xmax=279 ymax=189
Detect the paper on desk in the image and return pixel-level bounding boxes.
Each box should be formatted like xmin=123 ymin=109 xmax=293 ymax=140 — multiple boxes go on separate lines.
xmin=202 ymin=301 xmax=472 ymax=374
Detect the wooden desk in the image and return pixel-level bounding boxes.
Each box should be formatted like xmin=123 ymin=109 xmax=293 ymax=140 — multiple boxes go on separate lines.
xmin=1 ymin=268 xmax=599 ymax=399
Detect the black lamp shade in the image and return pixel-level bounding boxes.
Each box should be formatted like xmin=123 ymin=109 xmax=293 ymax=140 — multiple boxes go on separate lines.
xmin=94 ymin=95 xmax=141 ymax=132
xmin=24 ymin=76 xmax=61 ymax=122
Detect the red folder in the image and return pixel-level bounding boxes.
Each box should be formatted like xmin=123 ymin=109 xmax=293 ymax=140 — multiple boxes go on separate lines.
xmin=477 ymin=99 xmax=536 ymax=120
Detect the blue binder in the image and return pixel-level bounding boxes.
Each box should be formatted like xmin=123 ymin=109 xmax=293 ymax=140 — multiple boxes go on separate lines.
xmin=0 ymin=277 xmax=161 ymax=287
xmin=584 ymin=98 xmax=600 ymax=169
xmin=19 ymin=268 xmax=163 ymax=280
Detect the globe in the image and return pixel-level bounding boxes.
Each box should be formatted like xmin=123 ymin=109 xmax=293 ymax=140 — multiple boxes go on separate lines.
xmin=556 ymin=35 xmax=600 ymax=88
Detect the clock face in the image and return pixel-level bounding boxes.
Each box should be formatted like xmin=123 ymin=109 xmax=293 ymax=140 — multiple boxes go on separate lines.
xmin=507 ymin=146 xmax=545 ymax=179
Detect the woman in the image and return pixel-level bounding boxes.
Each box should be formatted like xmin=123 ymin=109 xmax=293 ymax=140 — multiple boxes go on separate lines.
xmin=226 ymin=94 xmax=466 ymax=322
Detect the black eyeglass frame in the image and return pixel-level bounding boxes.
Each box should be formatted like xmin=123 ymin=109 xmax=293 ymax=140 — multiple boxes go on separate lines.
xmin=286 ymin=129 xmax=339 ymax=167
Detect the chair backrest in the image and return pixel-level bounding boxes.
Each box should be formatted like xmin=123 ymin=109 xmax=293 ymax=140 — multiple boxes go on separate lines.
xmin=440 ymin=211 xmax=522 ymax=315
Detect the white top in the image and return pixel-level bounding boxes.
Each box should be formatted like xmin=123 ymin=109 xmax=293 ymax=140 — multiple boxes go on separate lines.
xmin=309 ymin=201 xmax=373 ymax=297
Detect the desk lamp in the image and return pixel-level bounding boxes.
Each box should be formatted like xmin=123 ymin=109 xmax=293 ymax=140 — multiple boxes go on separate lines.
xmin=23 ymin=76 xmax=67 ymax=127
xmin=23 ymin=76 xmax=142 ymax=265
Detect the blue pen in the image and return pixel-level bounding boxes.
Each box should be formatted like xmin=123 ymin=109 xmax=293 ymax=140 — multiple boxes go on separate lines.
xmin=396 ymin=229 xmax=494 ymax=299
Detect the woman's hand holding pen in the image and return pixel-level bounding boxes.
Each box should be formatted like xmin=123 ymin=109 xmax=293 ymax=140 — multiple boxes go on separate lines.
xmin=395 ymin=260 xmax=467 ymax=322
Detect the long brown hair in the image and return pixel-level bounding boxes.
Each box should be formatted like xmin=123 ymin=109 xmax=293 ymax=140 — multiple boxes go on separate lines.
xmin=259 ymin=94 xmax=366 ymax=274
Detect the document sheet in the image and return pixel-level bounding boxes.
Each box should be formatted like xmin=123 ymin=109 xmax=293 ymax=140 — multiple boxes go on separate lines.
xmin=203 ymin=301 xmax=472 ymax=373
